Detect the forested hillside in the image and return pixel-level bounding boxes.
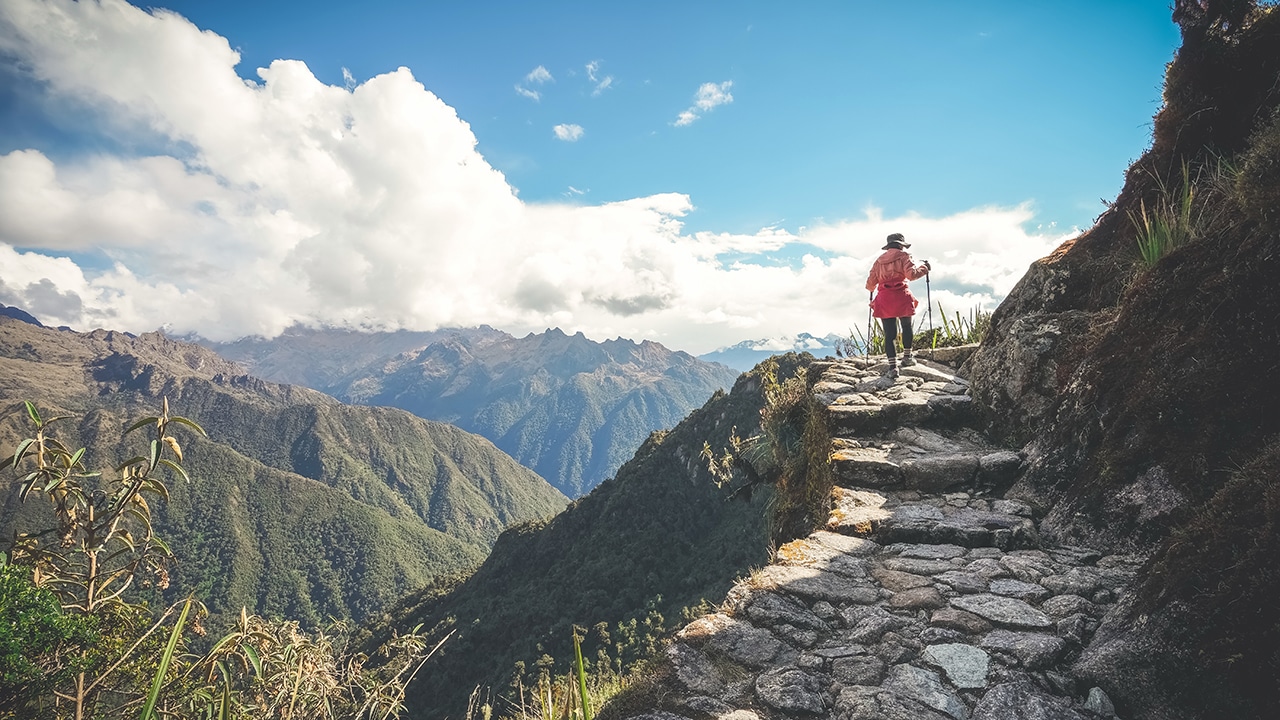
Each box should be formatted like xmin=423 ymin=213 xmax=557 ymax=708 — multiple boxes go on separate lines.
xmin=207 ymin=326 xmax=741 ymax=497
xmin=0 ymin=317 xmax=567 ymax=626
xmin=371 ymin=356 xmax=814 ymax=720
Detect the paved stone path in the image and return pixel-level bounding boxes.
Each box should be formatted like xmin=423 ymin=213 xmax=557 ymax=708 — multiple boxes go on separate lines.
xmin=626 ymin=357 xmax=1141 ymax=720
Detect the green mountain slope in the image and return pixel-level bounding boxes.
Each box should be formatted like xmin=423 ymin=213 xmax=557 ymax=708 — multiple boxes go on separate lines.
xmin=206 ymin=326 xmax=741 ymax=498
xmin=0 ymin=318 xmax=568 ymax=625
xmin=369 ymin=356 xmax=812 ymax=720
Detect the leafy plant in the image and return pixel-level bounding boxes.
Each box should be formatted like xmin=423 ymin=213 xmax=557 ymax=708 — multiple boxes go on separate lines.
xmin=702 ymin=356 xmax=831 ymax=545
xmin=916 ymin=305 xmax=991 ymax=349
xmin=1 ymin=398 xmax=204 ymax=719
xmin=1 ymin=399 xmax=443 ymax=720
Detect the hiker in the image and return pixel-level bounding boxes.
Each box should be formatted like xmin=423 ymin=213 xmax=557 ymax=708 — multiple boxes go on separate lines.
xmin=866 ymin=232 xmax=930 ymax=378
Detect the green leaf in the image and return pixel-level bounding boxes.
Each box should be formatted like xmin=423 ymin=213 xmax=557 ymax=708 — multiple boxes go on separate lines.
xmin=168 ymin=415 xmax=208 ymax=437
xmin=7 ymin=438 xmax=35 ymax=471
xmin=149 ymin=440 xmax=160 ymax=471
xmin=574 ymin=630 xmax=593 ymax=720
xmin=243 ymin=644 xmax=263 ymax=677
xmin=158 ymin=458 xmax=191 ymax=484
xmin=140 ymin=598 xmax=193 ymax=720
xmin=68 ymin=447 xmax=86 ymax=468
xmin=116 ymin=456 xmax=148 ymax=472
xmin=23 ymin=400 xmax=40 ymax=426
xmin=124 ymin=416 xmax=159 ymax=436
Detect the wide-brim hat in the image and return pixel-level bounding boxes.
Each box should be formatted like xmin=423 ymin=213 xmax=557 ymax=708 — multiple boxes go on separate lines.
xmin=882 ymin=232 xmax=911 ymax=250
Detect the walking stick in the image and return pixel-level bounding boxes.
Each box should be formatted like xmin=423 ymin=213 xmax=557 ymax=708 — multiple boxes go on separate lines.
xmin=925 ymin=268 xmax=934 ymax=361
xmin=866 ymin=291 xmax=873 ymax=361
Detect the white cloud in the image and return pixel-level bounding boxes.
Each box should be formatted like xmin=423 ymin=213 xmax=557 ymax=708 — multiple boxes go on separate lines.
xmin=674 ymin=80 xmax=733 ymax=126
xmin=526 ymin=65 xmax=553 ymax=84
xmin=586 ymin=60 xmax=613 ymax=96
xmin=0 ymin=0 xmax=1071 ymax=354
xmin=514 ymin=65 xmax=552 ymax=101
xmin=553 ymin=123 xmax=584 ymax=142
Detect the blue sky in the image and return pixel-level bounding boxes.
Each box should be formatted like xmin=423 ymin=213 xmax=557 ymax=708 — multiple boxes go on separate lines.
xmin=0 ymin=0 xmax=1180 ymax=353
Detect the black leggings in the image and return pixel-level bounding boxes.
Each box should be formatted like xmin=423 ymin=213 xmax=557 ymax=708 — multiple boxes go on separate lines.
xmin=881 ymin=316 xmax=914 ymax=360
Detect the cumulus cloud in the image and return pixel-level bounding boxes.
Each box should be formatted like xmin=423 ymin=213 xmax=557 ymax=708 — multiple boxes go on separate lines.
xmin=553 ymin=123 xmax=584 ymax=142
xmin=674 ymin=81 xmax=734 ymax=126
xmin=0 ymin=0 xmax=1071 ymax=353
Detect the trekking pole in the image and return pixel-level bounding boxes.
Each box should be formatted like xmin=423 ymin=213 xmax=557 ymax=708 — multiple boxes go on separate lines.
xmin=925 ymin=267 xmax=934 ymax=361
xmin=866 ymin=291 xmax=873 ymax=361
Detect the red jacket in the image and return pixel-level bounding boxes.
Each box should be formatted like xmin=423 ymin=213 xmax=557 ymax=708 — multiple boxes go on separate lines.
xmin=865 ymin=248 xmax=928 ymax=319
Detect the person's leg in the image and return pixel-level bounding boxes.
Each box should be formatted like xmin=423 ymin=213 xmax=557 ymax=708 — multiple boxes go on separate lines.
xmin=900 ymin=316 xmax=916 ymax=366
xmin=881 ymin=318 xmax=900 ymax=377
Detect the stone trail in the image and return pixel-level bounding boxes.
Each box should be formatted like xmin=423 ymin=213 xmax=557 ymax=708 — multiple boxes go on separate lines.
xmin=623 ymin=356 xmax=1142 ymax=720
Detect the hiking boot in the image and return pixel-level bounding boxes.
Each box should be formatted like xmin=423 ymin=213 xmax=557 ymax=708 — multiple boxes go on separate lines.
xmin=884 ymin=363 xmax=900 ymax=379
xmin=901 ymin=353 xmax=917 ymax=367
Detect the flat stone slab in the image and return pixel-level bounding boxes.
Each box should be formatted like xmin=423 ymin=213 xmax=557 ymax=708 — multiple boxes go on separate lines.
xmin=980 ymin=630 xmax=1066 ymax=670
xmin=885 ymin=664 xmax=970 ymax=720
xmin=872 ymin=567 xmax=935 ymax=591
xmin=677 ymin=614 xmax=788 ymax=669
xmin=888 ymin=585 xmax=947 ymax=610
xmin=950 ymin=594 xmax=1053 ymax=630
xmin=832 ymin=446 xmax=904 ymax=487
xmin=755 ymin=667 xmax=826 ymax=714
xmin=754 ymin=565 xmax=880 ymax=605
xmin=989 ymin=578 xmax=1050 ymax=603
xmin=900 ymin=454 xmax=981 ymax=491
xmin=934 ymin=570 xmax=989 ymax=594
xmin=923 ymin=643 xmax=990 ymax=689
xmin=972 ymin=681 xmax=1091 ymax=720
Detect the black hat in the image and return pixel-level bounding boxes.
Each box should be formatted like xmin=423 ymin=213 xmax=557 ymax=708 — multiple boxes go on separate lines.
xmin=882 ymin=232 xmax=910 ymax=250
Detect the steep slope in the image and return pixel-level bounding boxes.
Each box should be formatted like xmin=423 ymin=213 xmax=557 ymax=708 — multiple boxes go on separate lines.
xmin=0 ymin=318 xmax=567 ymax=625
xmin=370 ymin=356 xmax=815 ymax=720
xmin=207 ymin=326 xmax=741 ymax=497
xmin=967 ymin=4 xmax=1280 ymax=717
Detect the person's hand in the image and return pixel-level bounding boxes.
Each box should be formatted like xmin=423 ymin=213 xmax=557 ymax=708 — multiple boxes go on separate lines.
xmin=922 ymin=260 xmax=932 ymax=273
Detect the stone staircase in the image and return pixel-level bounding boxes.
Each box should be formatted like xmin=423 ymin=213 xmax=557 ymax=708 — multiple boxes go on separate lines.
xmin=625 ymin=357 xmax=1143 ymax=720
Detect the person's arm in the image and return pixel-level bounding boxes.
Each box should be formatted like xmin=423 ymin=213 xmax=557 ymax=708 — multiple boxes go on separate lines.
xmin=866 ymin=261 xmax=879 ymax=291
xmin=906 ymin=257 xmax=931 ymax=280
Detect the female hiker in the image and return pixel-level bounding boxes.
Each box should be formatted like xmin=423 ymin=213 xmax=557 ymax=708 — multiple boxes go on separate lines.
xmin=865 ymin=232 xmax=930 ymax=378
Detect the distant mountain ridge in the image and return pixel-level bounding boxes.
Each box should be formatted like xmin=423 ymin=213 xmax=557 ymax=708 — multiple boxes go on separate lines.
xmin=204 ymin=326 xmax=741 ymax=497
xmin=0 ymin=317 xmax=567 ymax=625
xmin=698 ymin=332 xmax=844 ymax=371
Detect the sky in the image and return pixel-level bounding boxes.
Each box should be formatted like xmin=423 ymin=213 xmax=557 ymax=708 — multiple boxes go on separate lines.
xmin=0 ymin=0 xmax=1182 ymax=355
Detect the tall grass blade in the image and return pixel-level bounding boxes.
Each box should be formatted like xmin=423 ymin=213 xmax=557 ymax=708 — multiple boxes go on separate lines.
xmin=573 ymin=631 xmax=593 ymax=720
xmin=140 ymin=597 xmax=193 ymax=720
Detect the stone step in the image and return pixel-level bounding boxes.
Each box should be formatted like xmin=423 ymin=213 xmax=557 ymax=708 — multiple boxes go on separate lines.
xmin=831 ymin=445 xmax=1023 ymax=492
xmin=828 ymin=487 xmax=1040 ymax=550
xmin=817 ymin=360 xmax=977 ymax=435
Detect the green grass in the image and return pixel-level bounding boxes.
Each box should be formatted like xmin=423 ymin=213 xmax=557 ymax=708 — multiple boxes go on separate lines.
xmin=836 ymin=305 xmax=991 ymax=357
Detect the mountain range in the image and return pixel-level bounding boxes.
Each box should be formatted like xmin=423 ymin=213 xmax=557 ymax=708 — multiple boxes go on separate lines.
xmin=0 ymin=315 xmax=567 ymax=626
xmin=697 ymin=332 xmax=844 ymax=371
xmin=204 ymin=326 xmax=741 ymax=497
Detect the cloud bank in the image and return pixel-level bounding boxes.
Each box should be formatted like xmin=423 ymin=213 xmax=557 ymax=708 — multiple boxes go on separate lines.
xmin=0 ymin=0 xmax=1072 ymax=354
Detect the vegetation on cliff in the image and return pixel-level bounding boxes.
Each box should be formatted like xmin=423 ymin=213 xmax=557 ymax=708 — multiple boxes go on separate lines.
xmin=967 ymin=2 xmax=1280 ymax=716
xmin=373 ymin=355 xmax=817 ymax=720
